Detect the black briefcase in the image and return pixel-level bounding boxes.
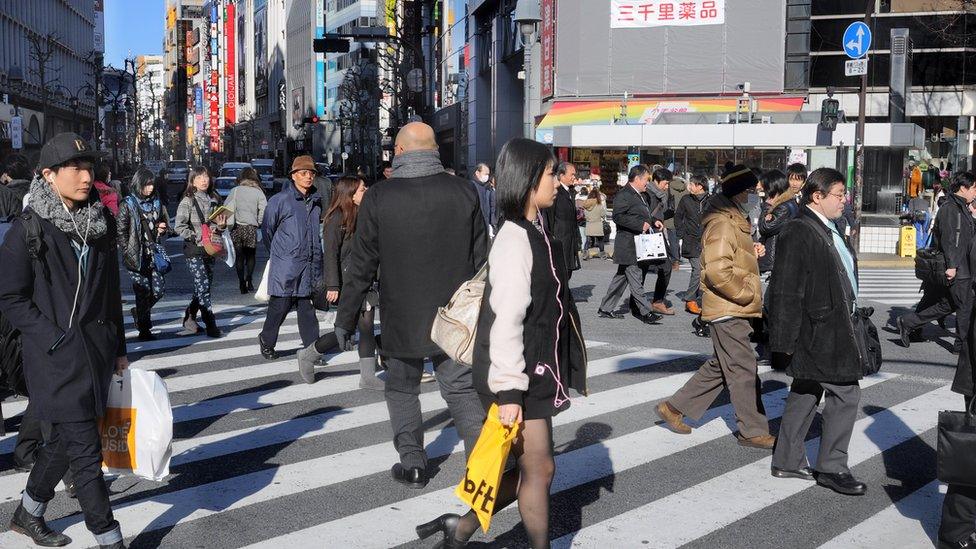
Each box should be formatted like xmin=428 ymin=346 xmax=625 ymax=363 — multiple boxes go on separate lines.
xmin=937 ymin=398 xmax=976 ymax=487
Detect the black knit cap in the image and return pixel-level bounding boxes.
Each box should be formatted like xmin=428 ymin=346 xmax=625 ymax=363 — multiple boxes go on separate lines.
xmin=37 ymin=132 xmax=104 ymax=172
xmin=720 ymin=164 xmax=759 ymax=197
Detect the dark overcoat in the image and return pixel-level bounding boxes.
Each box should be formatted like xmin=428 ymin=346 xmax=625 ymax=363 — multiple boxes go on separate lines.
xmin=610 ymin=183 xmax=655 ymax=266
xmin=262 ymin=184 xmax=323 ymax=297
xmin=0 ymin=212 xmax=126 ymax=422
xmin=768 ymin=208 xmax=864 ymax=383
xmin=542 ymin=185 xmax=581 ymax=273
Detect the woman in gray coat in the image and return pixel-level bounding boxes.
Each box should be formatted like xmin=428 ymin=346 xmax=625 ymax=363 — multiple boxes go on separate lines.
xmin=174 ymin=166 xmax=227 ymax=338
xmin=225 ymin=167 xmax=267 ymax=294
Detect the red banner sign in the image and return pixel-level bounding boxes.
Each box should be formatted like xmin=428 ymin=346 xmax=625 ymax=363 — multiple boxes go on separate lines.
xmin=540 ymin=0 xmax=555 ymax=99
xmin=224 ymin=2 xmax=237 ymax=125
xmin=208 ymin=70 xmax=221 ymax=151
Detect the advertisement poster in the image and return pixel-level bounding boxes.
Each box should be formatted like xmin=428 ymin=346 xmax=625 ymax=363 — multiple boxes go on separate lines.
xmin=238 ymin=1 xmax=246 ymax=104
xmin=315 ymin=0 xmax=325 ymax=117
xmin=225 ymin=1 xmax=237 ymax=124
xmin=292 ymin=87 xmax=305 ymax=128
xmin=255 ymin=0 xmax=268 ymax=98
xmin=610 ymin=0 xmax=725 ymax=29
xmin=195 ymin=85 xmax=204 ymax=134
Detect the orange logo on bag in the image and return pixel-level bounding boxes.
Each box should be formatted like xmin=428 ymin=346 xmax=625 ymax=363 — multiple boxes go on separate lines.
xmin=99 ymin=407 xmax=137 ymax=469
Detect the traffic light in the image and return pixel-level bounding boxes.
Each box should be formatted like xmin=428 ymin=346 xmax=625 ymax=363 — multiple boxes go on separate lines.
xmin=302 ymin=115 xmax=320 ymax=125
xmin=820 ymin=98 xmax=840 ymax=132
xmin=313 ymin=37 xmax=350 ymax=53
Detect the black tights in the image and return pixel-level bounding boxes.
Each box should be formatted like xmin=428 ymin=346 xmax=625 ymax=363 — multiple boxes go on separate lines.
xmin=235 ymin=246 xmax=257 ymax=285
xmin=313 ymin=307 xmax=377 ymax=358
xmin=454 ymin=417 xmax=555 ymax=548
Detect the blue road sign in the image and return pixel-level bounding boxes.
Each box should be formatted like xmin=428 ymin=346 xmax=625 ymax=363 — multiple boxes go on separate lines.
xmin=843 ymin=21 xmax=872 ymax=59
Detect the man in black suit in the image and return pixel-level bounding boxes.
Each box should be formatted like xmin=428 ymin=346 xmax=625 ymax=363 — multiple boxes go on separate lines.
xmin=543 ymin=162 xmax=582 ymax=279
xmin=597 ymin=164 xmax=664 ymax=324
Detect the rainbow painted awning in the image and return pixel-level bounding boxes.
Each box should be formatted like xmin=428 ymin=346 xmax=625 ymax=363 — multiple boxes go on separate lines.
xmin=537 ymin=97 xmax=806 ymax=129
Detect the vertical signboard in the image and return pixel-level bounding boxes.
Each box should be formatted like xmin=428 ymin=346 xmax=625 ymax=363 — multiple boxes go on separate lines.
xmin=238 ymin=1 xmax=246 ymax=104
xmin=315 ymin=0 xmax=325 ymax=117
xmin=540 ymin=0 xmax=555 ymax=99
xmin=225 ymin=1 xmax=237 ymax=124
xmin=255 ymin=0 xmax=269 ymax=99
xmin=93 ymin=0 xmax=105 ymax=52
xmin=209 ymin=2 xmax=222 ymax=151
xmin=195 ymin=85 xmax=204 ymax=134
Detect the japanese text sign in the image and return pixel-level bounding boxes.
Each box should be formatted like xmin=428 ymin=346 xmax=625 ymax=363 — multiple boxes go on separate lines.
xmin=611 ymin=0 xmax=725 ymax=29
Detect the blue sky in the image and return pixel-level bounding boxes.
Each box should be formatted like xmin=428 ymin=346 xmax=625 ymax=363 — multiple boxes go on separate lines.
xmin=104 ymin=0 xmax=165 ymax=67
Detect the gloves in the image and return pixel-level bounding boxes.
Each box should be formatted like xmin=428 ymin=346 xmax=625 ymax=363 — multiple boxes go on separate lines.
xmin=334 ymin=326 xmax=354 ymax=352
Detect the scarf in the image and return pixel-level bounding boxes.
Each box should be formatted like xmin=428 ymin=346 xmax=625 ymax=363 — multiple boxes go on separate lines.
xmin=648 ymin=182 xmax=668 ymax=203
xmin=391 ymin=150 xmax=445 ymax=179
xmin=28 ymin=177 xmax=108 ymax=244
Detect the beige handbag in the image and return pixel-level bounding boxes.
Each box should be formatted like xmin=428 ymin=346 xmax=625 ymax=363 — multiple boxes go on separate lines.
xmin=431 ymin=264 xmax=488 ymax=366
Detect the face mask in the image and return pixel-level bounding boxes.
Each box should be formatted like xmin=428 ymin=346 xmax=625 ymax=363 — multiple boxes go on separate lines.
xmin=478 ymin=173 xmax=489 ymax=183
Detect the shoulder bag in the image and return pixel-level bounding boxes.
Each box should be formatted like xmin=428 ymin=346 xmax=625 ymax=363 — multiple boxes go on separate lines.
xmin=431 ymin=263 xmax=488 ymax=367
xmin=191 ymin=199 xmax=225 ymax=257
xmin=938 ymin=397 xmax=976 ymax=487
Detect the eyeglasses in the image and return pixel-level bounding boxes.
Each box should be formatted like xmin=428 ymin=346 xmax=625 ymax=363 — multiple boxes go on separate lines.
xmin=826 ymin=191 xmax=846 ymax=200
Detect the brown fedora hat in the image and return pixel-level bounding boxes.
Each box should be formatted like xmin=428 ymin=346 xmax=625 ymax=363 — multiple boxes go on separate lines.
xmin=289 ymin=155 xmax=318 ymax=175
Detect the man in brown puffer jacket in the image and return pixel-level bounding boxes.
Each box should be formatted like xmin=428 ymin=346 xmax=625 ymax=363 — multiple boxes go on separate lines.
xmin=655 ymin=165 xmax=775 ymax=449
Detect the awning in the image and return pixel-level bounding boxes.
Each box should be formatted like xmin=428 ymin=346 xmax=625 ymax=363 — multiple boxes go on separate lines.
xmin=536 ymin=97 xmax=807 ymax=130
xmin=543 ymin=122 xmax=926 ymax=150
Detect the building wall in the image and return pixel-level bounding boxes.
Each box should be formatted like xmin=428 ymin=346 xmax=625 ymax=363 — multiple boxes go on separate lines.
xmin=0 ymin=0 xmax=99 ymax=149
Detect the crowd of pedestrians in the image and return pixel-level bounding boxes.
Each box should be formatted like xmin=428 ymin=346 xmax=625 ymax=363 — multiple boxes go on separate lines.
xmin=0 ymin=127 xmax=974 ymax=549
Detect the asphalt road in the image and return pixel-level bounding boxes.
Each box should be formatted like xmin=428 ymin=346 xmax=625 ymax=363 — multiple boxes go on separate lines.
xmin=0 ymin=238 xmax=961 ymax=549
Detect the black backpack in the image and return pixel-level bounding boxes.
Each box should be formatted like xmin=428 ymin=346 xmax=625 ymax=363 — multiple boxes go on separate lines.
xmin=0 ymin=211 xmax=44 ymax=397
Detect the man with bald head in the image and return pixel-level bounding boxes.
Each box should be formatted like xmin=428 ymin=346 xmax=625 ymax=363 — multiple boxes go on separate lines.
xmin=333 ymin=121 xmax=488 ymax=488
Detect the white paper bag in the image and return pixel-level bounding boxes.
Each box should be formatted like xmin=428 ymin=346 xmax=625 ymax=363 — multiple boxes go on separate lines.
xmin=255 ymin=260 xmax=271 ymax=303
xmin=634 ymin=232 xmax=668 ymax=262
xmin=100 ymin=368 xmax=173 ymax=481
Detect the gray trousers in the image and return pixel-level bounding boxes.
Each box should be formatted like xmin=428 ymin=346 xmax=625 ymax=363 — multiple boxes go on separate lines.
xmin=669 ymin=318 xmax=770 ymax=438
xmin=383 ymin=354 xmax=486 ymax=470
xmin=684 ymin=256 xmax=702 ymax=302
xmin=772 ymin=379 xmax=861 ymax=474
xmin=600 ymin=263 xmax=652 ymax=316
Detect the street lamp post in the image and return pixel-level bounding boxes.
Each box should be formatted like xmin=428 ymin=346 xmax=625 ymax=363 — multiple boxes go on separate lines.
xmin=514 ymin=0 xmax=542 ymax=140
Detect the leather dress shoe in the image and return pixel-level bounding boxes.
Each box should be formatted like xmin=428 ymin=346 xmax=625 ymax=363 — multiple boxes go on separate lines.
xmin=737 ymin=434 xmax=776 ymax=450
xmin=815 ymin=471 xmax=867 ymax=495
xmin=655 ymin=401 xmax=692 ymax=434
xmin=9 ymin=504 xmax=72 ymax=547
xmin=652 ymin=301 xmax=675 ymax=315
xmin=258 ymin=335 xmax=279 ymax=360
xmin=771 ymin=466 xmax=815 ymax=481
xmin=896 ymin=317 xmax=911 ymax=348
xmin=391 ymin=463 xmax=428 ymax=489
xmin=597 ymin=309 xmax=624 ymax=319
xmin=638 ymin=312 xmax=663 ymax=325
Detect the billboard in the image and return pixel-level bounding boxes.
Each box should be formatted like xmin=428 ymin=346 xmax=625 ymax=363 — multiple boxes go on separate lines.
xmin=195 ymin=85 xmax=204 ymax=134
xmin=255 ymin=0 xmax=268 ymax=98
xmin=225 ymin=1 xmax=237 ymax=124
xmin=315 ymin=0 xmax=325 ymax=117
xmin=238 ymin=2 xmax=246 ymax=104
xmin=556 ymin=0 xmax=785 ymax=96
xmin=93 ymin=0 xmax=105 ymax=52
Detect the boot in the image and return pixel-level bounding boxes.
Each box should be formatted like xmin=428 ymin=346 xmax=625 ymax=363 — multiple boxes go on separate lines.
xmin=136 ymin=308 xmax=155 ymax=341
xmin=200 ymin=308 xmax=221 ymax=338
xmin=239 ymin=280 xmax=248 ymax=294
xmin=246 ymin=277 xmax=255 ymax=292
xmin=297 ymin=344 xmax=322 ymax=384
xmin=359 ymin=357 xmax=385 ymax=390
xmin=9 ymin=503 xmax=72 ymax=547
xmin=180 ymin=302 xmax=201 ymax=335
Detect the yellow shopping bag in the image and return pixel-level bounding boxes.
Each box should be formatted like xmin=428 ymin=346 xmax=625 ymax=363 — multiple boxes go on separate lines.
xmin=455 ymin=403 xmax=520 ymax=533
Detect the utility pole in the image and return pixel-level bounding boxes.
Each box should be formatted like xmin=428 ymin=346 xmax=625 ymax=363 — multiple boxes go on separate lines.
xmin=853 ymin=0 xmax=875 ymax=252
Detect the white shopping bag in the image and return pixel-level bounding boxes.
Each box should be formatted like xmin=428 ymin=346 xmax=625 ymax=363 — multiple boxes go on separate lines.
xmin=100 ymin=368 xmax=173 ymax=481
xmin=222 ymin=231 xmax=236 ymax=268
xmin=255 ymin=260 xmax=271 ymax=303
xmin=634 ymin=232 xmax=668 ymax=262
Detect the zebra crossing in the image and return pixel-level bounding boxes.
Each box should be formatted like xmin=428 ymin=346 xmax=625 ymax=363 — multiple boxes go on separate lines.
xmin=0 ymin=296 xmax=961 ymax=548
xmin=857 ymin=268 xmax=921 ymax=307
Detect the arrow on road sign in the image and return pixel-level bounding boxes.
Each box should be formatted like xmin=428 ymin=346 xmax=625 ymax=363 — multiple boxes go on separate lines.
xmin=846 ymin=26 xmax=864 ymax=56
xmin=843 ymin=21 xmax=872 ymax=59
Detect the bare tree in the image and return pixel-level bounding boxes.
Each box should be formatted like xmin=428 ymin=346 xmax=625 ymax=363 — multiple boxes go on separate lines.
xmin=27 ymin=32 xmax=63 ymax=142
xmin=914 ymin=0 xmax=976 ymax=46
xmin=337 ymin=58 xmax=383 ymax=172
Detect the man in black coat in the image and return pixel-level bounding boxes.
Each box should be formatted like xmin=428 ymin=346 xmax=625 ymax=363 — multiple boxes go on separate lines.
xmin=543 ymin=161 xmax=582 ymax=278
xmin=898 ymin=172 xmax=976 ymax=356
xmin=675 ymin=174 xmax=708 ymax=314
xmin=0 ymin=133 xmax=127 ymax=548
xmin=768 ymin=168 xmax=867 ymax=497
xmin=597 ymin=164 xmax=664 ymax=324
xmin=638 ymin=167 xmax=677 ymax=315
xmin=334 ymin=122 xmax=487 ymax=489
xmin=0 ymin=152 xmax=33 ymax=218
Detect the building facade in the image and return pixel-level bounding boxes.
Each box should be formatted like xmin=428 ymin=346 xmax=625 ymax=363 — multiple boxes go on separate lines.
xmin=0 ymin=0 xmax=102 ymax=160
xmin=136 ymin=55 xmax=166 ymax=161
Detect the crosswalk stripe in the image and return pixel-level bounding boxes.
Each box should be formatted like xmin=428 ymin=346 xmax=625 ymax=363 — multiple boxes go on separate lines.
xmin=125 ymin=316 xmax=348 ymax=354
xmin=0 ymin=349 xmax=729 ymax=499
xmin=553 ymin=384 xmax=958 ymax=548
xmin=0 ymin=343 xmax=643 ymax=453
xmin=237 ymin=373 xmax=900 ymax=548
xmin=120 ymin=304 xmax=267 ymax=327
xmin=818 ymin=479 xmax=944 ymax=549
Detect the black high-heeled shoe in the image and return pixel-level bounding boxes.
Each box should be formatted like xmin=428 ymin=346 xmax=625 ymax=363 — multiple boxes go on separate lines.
xmin=416 ymin=514 xmax=466 ymax=548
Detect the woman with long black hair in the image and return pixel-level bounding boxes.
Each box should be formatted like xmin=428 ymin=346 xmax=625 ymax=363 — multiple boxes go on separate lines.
xmin=296 ymin=175 xmax=384 ymax=390
xmin=174 ymin=166 xmax=226 ymax=338
xmin=117 ymin=167 xmax=170 ymax=340
xmin=416 ymin=138 xmax=588 ymax=549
